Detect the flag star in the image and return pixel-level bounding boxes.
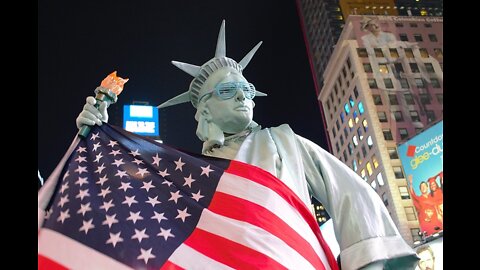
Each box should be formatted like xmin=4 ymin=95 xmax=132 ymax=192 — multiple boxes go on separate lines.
xmin=102 ymin=214 xmax=119 ymax=228
xmin=191 ymin=190 xmax=205 ymax=202
xmin=90 ymin=132 xmax=100 ymax=140
xmin=92 ymin=142 xmax=102 ymax=152
xmin=79 ymin=218 xmax=95 ymax=234
xmin=75 ymin=165 xmax=88 ymax=174
xmin=141 ymin=180 xmax=155 ymax=192
xmin=112 ymin=158 xmax=125 ymax=167
xmin=76 ymin=146 xmax=87 ymax=153
xmin=162 ymin=180 xmax=173 ymax=187
xmin=57 ymin=209 xmax=70 ymax=223
xmin=98 ymin=187 xmax=111 ymax=198
xmin=44 ymin=209 xmax=52 ymax=220
xmin=129 ymin=149 xmax=141 ymax=157
xmin=75 ymin=155 xmax=87 ymax=163
xmin=106 ymin=232 xmax=123 ymax=248
xmin=109 ymin=149 xmax=122 ymax=156
xmin=107 ymin=140 xmax=118 ymax=147
xmin=95 ymin=163 xmax=106 ymax=174
xmin=157 ymin=227 xmax=175 ymax=241
xmin=118 ymin=181 xmax=133 ymax=192
xmin=122 ymin=195 xmax=138 ymax=207
xmin=200 ymin=165 xmax=214 ymax=177
xmin=115 ymin=170 xmax=128 ymax=178
xmin=168 ymin=190 xmax=183 ymax=204
xmin=158 ymin=168 xmax=170 ymax=178
xmin=75 ymin=177 xmax=89 ymax=187
xmin=151 ymin=211 xmax=168 ymax=224
xmin=76 ymin=189 xmax=90 ymax=201
xmin=94 ymin=152 xmax=104 ymax=163
xmin=77 ymin=202 xmax=92 ymax=216
xmin=58 ymin=194 xmax=69 ymax=208
xmin=62 ymin=171 xmax=70 ymax=180
xmin=146 ymin=196 xmax=161 ymax=207
xmin=136 ymin=168 xmax=149 ymax=178
xmin=137 ymin=248 xmax=155 ymax=264
xmin=96 ymin=175 xmax=109 ymax=185
xmin=132 ymin=158 xmax=144 ymax=165
xmin=100 ymin=199 xmax=115 ymax=212
xmin=174 ymin=157 xmax=185 ymax=171
xmin=183 ymin=174 xmax=196 ymax=188
xmin=175 ymin=207 xmax=191 ymax=222
xmin=152 ymin=153 xmax=162 ymax=166
xmin=60 ymin=182 xmax=69 ymax=194
xmin=131 ymin=228 xmax=149 ymax=243
xmin=127 ymin=211 xmax=144 ymax=224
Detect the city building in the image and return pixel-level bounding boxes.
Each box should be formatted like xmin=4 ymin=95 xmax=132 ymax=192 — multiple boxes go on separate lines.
xmin=318 ymin=14 xmax=443 ymax=245
xmin=395 ymin=0 xmax=443 ymax=17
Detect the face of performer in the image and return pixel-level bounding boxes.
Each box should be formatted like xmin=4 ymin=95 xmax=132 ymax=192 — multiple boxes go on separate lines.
xmin=417 ymin=249 xmax=435 ymax=270
xmin=365 ymin=20 xmax=381 ymax=35
xmin=429 ymin=180 xmax=438 ymax=192
xmin=420 ymin=182 xmax=429 ymax=195
xmin=202 ymin=70 xmax=255 ymax=134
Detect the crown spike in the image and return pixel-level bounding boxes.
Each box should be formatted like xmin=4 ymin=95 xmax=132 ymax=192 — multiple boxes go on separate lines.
xmin=171 ymin=61 xmax=201 ymax=77
xmin=239 ymin=41 xmax=263 ymax=70
xmin=215 ymin=20 xmax=226 ymax=58
xmin=157 ymin=92 xmax=191 ymax=108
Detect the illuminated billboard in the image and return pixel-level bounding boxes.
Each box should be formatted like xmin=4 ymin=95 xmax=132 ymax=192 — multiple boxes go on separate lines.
xmin=398 ymin=121 xmax=443 ymax=237
xmin=123 ymin=105 xmax=159 ymax=136
xmin=414 ymin=237 xmax=443 ymax=270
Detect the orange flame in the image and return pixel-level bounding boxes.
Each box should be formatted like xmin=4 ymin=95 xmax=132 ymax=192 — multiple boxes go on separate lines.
xmin=100 ymin=71 xmax=129 ymax=95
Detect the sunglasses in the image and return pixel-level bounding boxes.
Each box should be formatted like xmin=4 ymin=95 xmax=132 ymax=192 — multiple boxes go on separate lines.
xmin=199 ymin=81 xmax=256 ymax=102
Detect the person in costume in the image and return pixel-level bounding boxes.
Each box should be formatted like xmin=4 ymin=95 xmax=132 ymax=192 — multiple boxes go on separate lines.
xmin=75 ymin=20 xmax=418 ymax=269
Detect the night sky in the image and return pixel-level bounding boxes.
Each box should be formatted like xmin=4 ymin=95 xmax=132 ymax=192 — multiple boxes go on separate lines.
xmin=38 ymin=0 xmax=329 ymax=178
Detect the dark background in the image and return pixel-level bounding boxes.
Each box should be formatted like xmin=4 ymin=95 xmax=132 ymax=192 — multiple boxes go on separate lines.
xmin=38 ymin=0 xmax=329 ymax=179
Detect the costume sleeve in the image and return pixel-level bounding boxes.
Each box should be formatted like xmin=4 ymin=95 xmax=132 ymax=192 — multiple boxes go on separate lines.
xmin=294 ymin=135 xmax=418 ymax=270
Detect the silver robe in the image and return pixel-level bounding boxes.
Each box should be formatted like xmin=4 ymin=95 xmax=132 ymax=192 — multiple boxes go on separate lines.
xmin=205 ymin=124 xmax=417 ymax=270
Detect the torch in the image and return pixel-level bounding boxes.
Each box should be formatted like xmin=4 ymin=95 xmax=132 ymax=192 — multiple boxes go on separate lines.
xmin=78 ymin=71 xmax=128 ymax=138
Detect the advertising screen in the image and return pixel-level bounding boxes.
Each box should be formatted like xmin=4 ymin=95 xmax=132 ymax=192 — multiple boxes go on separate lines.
xmin=414 ymin=237 xmax=443 ymax=270
xmin=398 ymin=121 xmax=443 ymax=236
xmin=123 ymin=105 xmax=159 ymax=136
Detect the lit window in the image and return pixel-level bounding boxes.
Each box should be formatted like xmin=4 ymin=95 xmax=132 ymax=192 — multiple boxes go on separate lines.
xmin=354 ymin=110 xmax=360 ymax=123
xmin=399 ymin=186 xmax=410 ymax=199
xmin=353 ymin=135 xmax=359 ymax=146
xmin=348 ymin=143 xmax=354 ymax=155
xmin=377 ymin=173 xmax=385 ymax=186
xmin=361 ymin=169 xmax=366 ymax=178
xmin=405 ymin=48 xmax=414 ymax=58
xmin=349 ymin=96 xmax=355 ymax=107
xmin=372 ymin=155 xmax=379 ymax=168
xmin=420 ymin=10 xmax=428 ymax=16
xmin=366 ymin=162 xmax=373 ymax=176
xmin=363 ymin=119 xmax=368 ymax=132
xmin=357 ymin=153 xmax=363 ymax=165
xmin=434 ymin=48 xmax=443 ymax=58
xmin=352 ymin=159 xmax=358 ymax=172
xmin=379 ymin=64 xmax=389 ymax=74
xmin=374 ymin=48 xmax=384 ymax=57
xmin=367 ymin=136 xmax=373 ymax=148
xmin=348 ymin=119 xmax=354 ymax=130
xmin=419 ymin=48 xmax=429 ymax=58
xmin=344 ymin=103 xmax=350 ymax=115
xmin=393 ymin=166 xmax=405 ymax=178
xmin=370 ymin=180 xmax=377 ymax=190
xmin=358 ymin=102 xmax=364 ymax=115
xmin=389 ymin=48 xmax=399 ymax=58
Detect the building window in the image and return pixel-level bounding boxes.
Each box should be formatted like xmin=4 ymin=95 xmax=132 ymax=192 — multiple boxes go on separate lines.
xmin=388 ymin=147 xmax=399 ymax=159
xmin=357 ymin=127 xmax=364 ymax=140
xmin=393 ymin=166 xmax=405 ymax=178
xmin=340 ymin=112 xmax=345 ymax=123
xmin=431 ymin=78 xmax=441 ymax=88
xmin=339 ymin=134 xmax=344 ymax=145
xmin=368 ymin=78 xmax=378 ymax=88
xmin=344 ymin=103 xmax=350 ymax=115
xmin=343 ymin=149 xmax=348 ymax=162
xmin=413 ymin=34 xmax=423 ymax=42
xmin=409 ymin=63 xmax=420 ymax=73
xmin=360 ymin=169 xmax=366 ymax=179
xmin=410 ymin=110 xmax=420 ymax=122
xmin=426 ymin=110 xmax=436 ymax=123
xmin=399 ymin=33 xmax=408 ymax=41
xmin=332 ymin=127 xmax=336 ymax=138
xmin=336 ymin=119 xmax=340 ymax=130
xmin=346 ymin=58 xmax=351 ymax=69
xmin=361 ymin=144 xmax=367 ymax=157
xmin=389 ymin=48 xmax=399 ymax=58
xmin=357 ymin=48 xmax=368 ymax=57
xmin=353 ymin=87 xmax=359 ymax=98
xmin=405 ymin=48 xmax=414 ymax=58
xmin=378 ymin=64 xmax=389 ymax=74
xmin=409 ymin=23 xmax=418 ymax=28
xmin=428 ymin=34 xmax=438 ymax=42
xmin=425 ymin=63 xmax=435 ymax=73
xmin=383 ymin=129 xmax=393 ymax=140
xmin=357 ymin=152 xmax=362 ymax=166
xmin=400 ymin=78 xmax=409 ymax=88
xmin=389 ymin=94 xmax=399 ymax=105
xmin=370 ymin=180 xmax=377 ymax=190
xmin=348 ymin=118 xmax=354 ymax=130
xmin=363 ymin=63 xmax=373 ymax=73
xmin=436 ymin=93 xmax=443 ymax=104
xmin=394 ymin=63 xmax=404 ymax=73
xmin=382 ymin=193 xmax=389 ymax=207
xmin=393 ymin=111 xmax=404 ymax=122
xmin=377 ymin=173 xmax=385 ymax=186
xmin=384 ymin=78 xmax=393 ymax=88
xmin=419 ymin=48 xmax=429 ymax=58
xmin=378 ymin=111 xmax=388 ymax=122
xmin=415 ymin=127 xmax=423 ymax=134
xmin=335 ymin=142 xmax=340 ymax=153
xmin=344 ymin=127 xmax=349 ymax=139
xmin=374 ymin=48 xmax=384 ymax=58
xmin=372 ymin=155 xmax=379 ymax=168
xmin=366 ymin=162 xmax=373 ymax=176
xmin=424 ymin=23 xmax=432 ymax=28
xmin=434 ymin=48 xmax=443 ymax=58
xmin=358 ymin=102 xmax=364 ymax=115
xmin=404 ymin=94 xmax=415 ymax=105
xmin=352 ymin=135 xmax=358 ymax=146
xmin=326 ymin=100 xmax=331 ymax=110
xmin=362 ymin=119 xmax=368 ymax=132
xmin=399 ymin=128 xmax=409 ymax=140
xmin=372 ymin=95 xmax=383 ymax=105
xmin=405 ymin=206 xmax=417 ymax=221
xmin=411 ymin=228 xmax=422 ymax=242
xmin=352 ymin=159 xmax=358 ymax=172
xmin=419 ymin=94 xmax=431 ymax=104
xmin=395 ymin=22 xmax=404 ymax=27
xmin=399 ymin=186 xmax=411 ymax=199
xmin=415 ymin=78 xmax=425 ymax=88
xmin=342 ymin=67 xmax=347 ymax=78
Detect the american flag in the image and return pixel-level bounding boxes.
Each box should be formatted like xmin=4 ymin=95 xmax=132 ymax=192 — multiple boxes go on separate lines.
xmin=38 ymin=124 xmax=338 ymax=270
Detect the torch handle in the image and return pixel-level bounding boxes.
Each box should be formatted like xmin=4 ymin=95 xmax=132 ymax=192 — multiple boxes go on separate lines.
xmin=77 ymin=92 xmax=113 ymax=139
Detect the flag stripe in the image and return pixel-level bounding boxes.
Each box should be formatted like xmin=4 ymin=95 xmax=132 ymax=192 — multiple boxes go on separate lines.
xmin=193 ymin=210 xmax=318 ymax=270
xmin=166 ymin=243 xmax=234 ymax=270
xmin=38 ymin=254 xmax=68 ymax=270
xmin=209 ymin=191 xmax=326 ymax=270
xmin=217 ymin=171 xmax=327 ymax=260
xmin=159 ymin=260 xmax=185 ymax=270
xmin=38 ymin=229 xmax=133 ymax=270
xmin=226 ymin=160 xmax=338 ymax=269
